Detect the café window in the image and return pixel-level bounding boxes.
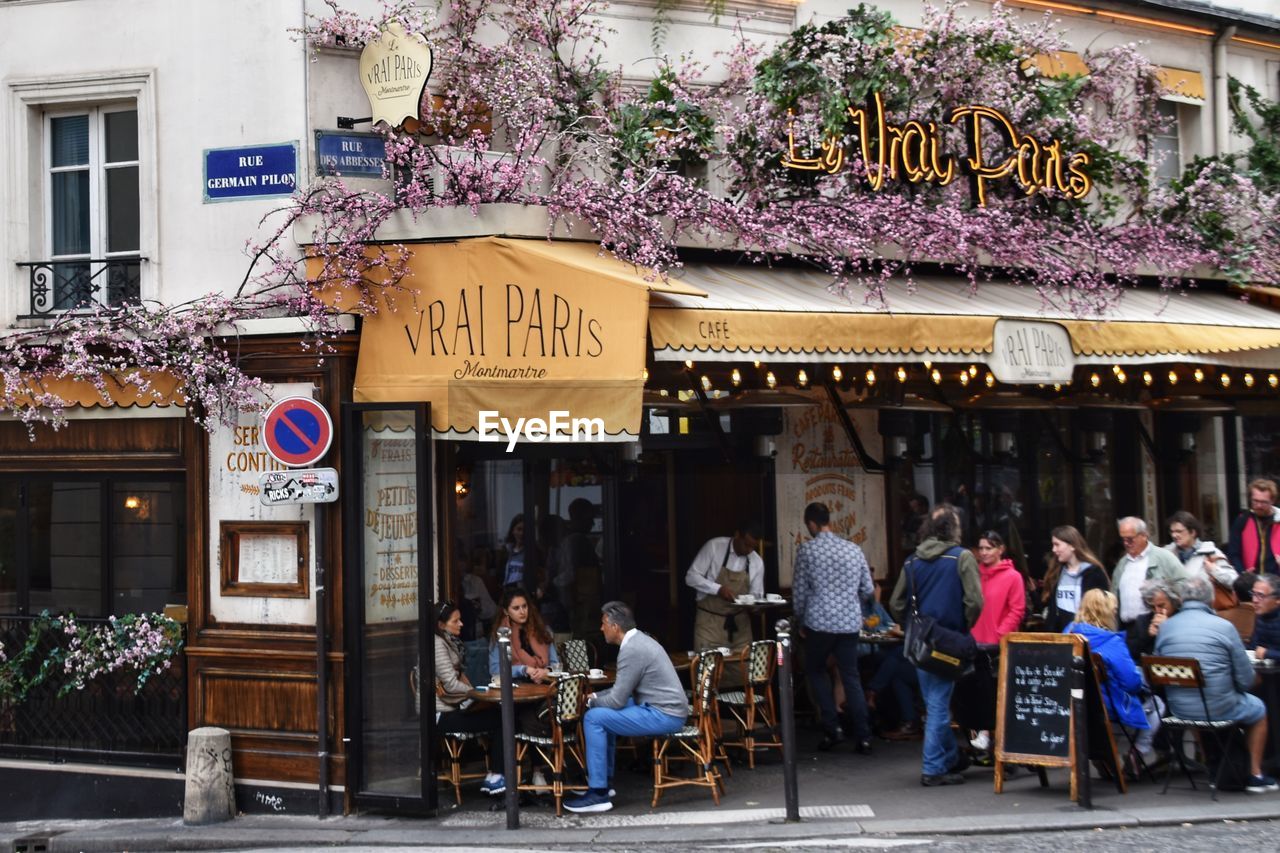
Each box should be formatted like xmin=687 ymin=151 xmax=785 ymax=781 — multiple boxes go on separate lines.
xmin=0 ymin=476 xmax=185 ymax=617
xmin=1150 ymin=100 xmax=1182 ymax=186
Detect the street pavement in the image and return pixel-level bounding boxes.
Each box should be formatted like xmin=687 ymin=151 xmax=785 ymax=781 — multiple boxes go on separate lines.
xmin=5 ymin=728 xmax=1280 ymax=850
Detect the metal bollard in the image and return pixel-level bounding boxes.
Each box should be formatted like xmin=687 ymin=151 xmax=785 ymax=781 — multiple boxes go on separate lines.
xmin=775 ymin=619 xmax=800 ymax=823
xmin=497 ymin=627 xmax=519 ymax=829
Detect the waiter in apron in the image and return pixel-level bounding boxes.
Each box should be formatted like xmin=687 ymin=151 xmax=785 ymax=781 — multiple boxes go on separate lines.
xmin=686 ymin=523 xmax=765 ymax=685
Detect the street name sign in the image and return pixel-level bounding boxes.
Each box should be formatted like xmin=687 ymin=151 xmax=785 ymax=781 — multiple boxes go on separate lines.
xmin=259 ymin=468 xmax=340 ymax=505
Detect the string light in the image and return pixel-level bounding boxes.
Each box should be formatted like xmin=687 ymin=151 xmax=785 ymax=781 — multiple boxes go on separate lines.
xmin=1270 ymin=374 xmax=1278 ymax=389
xmin=766 ymin=371 xmax=778 ymax=389
xmin=968 ymin=365 xmax=978 ymax=377
xmin=797 ymin=369 xmax=809 ymax=387
xmin=730 ymin=368 xmax=742 ymax=387
xmin=700 ymin=375 xmax=712 ymax=392
xmin=1116 ymin=369 xmax=1127 ymax=384
xmin=1193 ymin=368 xmax=1204 ymax=383
xmin=753 ymin=361 xmax=761 ymax=368
xmin=1245 ymin=373 xmax=1255 ymax=388
xmin=684 ymin=360 xmax=694 ymax=370
xmin=984 ymin=372 xmax=995 ymax=388
xmin=924 ymin=360 xmax=932 ymax=370
xmin=1167 ymin=370 xmax=1178 ymax=386
xmin=1053 ymin=383 xmax=1062 ymax=392
xmin=642 ymin=367 xmax=649 ymax=383
xmin=895 ymin=366 xmax=907 ymax=383
xmin=1221 ymin=373 xmax=1232 ymax=388
xmin=959 ymin=370 xmax=970 ymax=386
xmin=1089 ymin=372 xmax=1100 ymax=388
xmin=1111 ymin=364 xmax=1121 ymax=375
xmin=1142 ymin=371 xmax=1153 ymax=386
xmin=864 ymin=368 xmax=876 ymax=386
xmin=930 ymin=368 xmax=942 ymax=384
xmin=832 ymin=365 xmax=844 ymax=383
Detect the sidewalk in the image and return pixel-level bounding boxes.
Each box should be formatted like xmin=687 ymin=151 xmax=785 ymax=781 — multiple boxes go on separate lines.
xmin=6 ymin=731 xmax=1280 ymax=851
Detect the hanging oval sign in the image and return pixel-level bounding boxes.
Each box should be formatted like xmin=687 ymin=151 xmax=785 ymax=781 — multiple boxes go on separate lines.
xmin=359 ymin=23 xmax=433 ymax=130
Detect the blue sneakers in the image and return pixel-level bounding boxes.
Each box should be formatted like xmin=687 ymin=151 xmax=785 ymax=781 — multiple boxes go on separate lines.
xmin=563 ymin=788 xmax=613 ymax=813
xmin=479 ymin=774 xmax=506 ymax=795
xmin=1246 ymin=774 xmax=1279 ymax=793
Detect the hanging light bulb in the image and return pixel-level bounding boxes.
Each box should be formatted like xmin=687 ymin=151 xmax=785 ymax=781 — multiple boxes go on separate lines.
xmin=1167 ymin=370 xmax=1178 ymax=386
xmin=969 ymin=365 xmax=978 ymax=377
xmin=684 ymin=360 xmax=694 ymax=370
xmin=753 ymin=360 xmax=761 ymax=368
xmin=924 ymin=360 xmax=932 ymax=370
xmin=984 ymin=372 xmax=995 ymax=388
xmin=895 ymin=366 xmax=907 ymax=383
xmin=797 ymin=369 xmax=809 ymax=388
xmin=1089 ymin=372 xmax=1101 ymax=388
xmin=1221 ymin=373 xmax=1232 ymax=388
xmin=1116 ymin=369 xmax=1127 ymax=384
xmin=1053 ymin=383 xmax=1063 ymax=392
xmin=1193 ymin=368 xmax=1204 ymax=383
xmin=1142 ymin=371 xmax=1153 ymax=386
xmin=864 ymin=368 xmax=876 ymax=386
xmin=832 ymin=365 xmax=844 ymax=383
xmin=766 ymin=370 xmax=777 ymax=389
xmin=930 ymin=368 xmax=942 ymax=384
xmin=959 ymin=370 xmax=970 ymax=387
xmin=1111 ymin=364 xmax=1121 ymax=375
xmin=1270 ymin=374 xmax=1278 ymax=389
xmin=642 ymin=367 xmax=649 ymax=383
xmin=700 ymin=375 xmax=712 ymax=392
xmin=1245 ymin=372 xmax=1256 ymax=388
xmin=731 ymin=368 xmax=742 ymax=387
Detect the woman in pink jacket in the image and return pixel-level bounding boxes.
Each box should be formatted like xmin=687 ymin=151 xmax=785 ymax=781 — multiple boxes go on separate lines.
xmin=965 ymin=531 xmax=1027 ymax=755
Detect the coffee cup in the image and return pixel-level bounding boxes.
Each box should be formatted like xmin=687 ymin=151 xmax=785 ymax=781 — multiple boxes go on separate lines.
xmin=490 ymin=675 xmax=501 ymax=687
xmin=766 ymin=593 xmax=784 ymax=603
xmin=589 ymin=668 xmax=605 ymax=679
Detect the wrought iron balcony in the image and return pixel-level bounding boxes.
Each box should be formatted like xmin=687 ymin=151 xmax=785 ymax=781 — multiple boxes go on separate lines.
xmin=16 ymin=256 xmax=145 ymax=318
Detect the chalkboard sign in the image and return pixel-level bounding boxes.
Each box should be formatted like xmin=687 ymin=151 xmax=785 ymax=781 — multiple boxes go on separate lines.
xmin=993 ymin=632 xmax=1124 ymax=806
xmin=1001 ymin=639 xmax=1073 ymax=759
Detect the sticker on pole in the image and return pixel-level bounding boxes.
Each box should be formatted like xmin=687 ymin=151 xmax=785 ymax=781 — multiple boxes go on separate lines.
xmin=262 ymin=396 xmax=333 ymax=468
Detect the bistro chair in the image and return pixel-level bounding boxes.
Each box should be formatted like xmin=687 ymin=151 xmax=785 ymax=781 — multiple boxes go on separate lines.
xmin=411 ymin=665 xmax=490 ymax=803
xmin=653 ymin=649 xmax=728 ymax=807
xmin=719 ymin=640 xmax=782 ymax=769
xmin=1091 ymin=653 xmax=1155 ymax=785
xmin=515 ymin=673 xmax=589 ymax=816
xmin=559 ymin=638 xmax=594 ymax=674
xmin=1141 ymin=655 xmax=1244 ymax=800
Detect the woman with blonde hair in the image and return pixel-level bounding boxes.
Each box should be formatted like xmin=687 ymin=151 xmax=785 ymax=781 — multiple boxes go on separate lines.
xmin=1042 ymin=525 xmax=1110 ymax=633
xmin=1064 ymin=589 xmax=1160 ymax=775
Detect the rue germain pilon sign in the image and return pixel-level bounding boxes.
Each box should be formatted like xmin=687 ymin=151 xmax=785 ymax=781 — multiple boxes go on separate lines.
xmin=783 ymin=91 xmax=1093 ymax=206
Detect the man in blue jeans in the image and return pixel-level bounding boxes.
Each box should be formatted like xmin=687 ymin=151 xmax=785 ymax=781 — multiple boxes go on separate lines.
xmin=564 ymin=601 xmax=688 ymax=813
xmin=890 ymin=504 xmax=984 ymax=786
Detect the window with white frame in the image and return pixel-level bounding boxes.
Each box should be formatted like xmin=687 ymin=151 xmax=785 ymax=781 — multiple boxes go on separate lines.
xmin=44 ymin=104 xmax=140 ymax=312
xmin=1151 ymin=100 xmax=1182 ymax=186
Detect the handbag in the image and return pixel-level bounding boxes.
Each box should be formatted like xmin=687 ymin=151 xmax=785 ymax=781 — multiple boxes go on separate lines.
xmin=903 ymin=555 xmax=977 ymax=681
xmin=1211 ymin=577 xmax=1238 ymax=612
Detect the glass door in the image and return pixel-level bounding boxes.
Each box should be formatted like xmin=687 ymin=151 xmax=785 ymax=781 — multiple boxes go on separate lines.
xmin=343 ymin=403 xmax=435 ymax=814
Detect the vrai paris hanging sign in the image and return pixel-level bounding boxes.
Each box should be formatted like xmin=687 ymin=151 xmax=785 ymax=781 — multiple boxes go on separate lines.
xmin=359 ymin=23 xmax=433 ymax=130
xmin=781 ymin=91 xmax=1093 ymax=206
xmin=989 ymin=319 xmax=1075 ymax=384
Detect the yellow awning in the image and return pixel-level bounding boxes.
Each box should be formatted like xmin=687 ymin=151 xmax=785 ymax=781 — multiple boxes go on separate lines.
xmin=351 ymin=238 xmax=681 ymax=439
xmin=8 ymin=371 xmax=184 ymax=408
xmin=1156 ymin=66 xmax=1206 ymax=101
xmin=649 ymin=266 xmax=1280 ymax=367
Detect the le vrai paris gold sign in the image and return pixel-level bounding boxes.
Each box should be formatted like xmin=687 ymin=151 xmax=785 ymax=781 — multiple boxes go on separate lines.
xmin=359 ymin=23 xmax=433 ymax=130
xmin=782 ymin=91 xmax=1093 ymax=206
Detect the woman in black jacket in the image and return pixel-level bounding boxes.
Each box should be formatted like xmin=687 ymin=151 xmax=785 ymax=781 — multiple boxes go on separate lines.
xmin=1041 ymin=525 xmax=1110 ymax=633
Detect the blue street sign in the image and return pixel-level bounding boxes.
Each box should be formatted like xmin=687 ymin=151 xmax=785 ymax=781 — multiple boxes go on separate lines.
xmin=315 ymin=131 xmax=387 ymax=178
xmin=203 ymin=142 xmax=298 ymax=203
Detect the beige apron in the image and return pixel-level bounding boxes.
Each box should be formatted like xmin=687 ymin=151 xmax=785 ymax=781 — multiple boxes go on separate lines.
xmin=694 ymin=543 xmax=753 ymax=685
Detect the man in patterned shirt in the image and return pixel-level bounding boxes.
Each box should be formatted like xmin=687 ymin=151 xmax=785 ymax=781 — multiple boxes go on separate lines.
xmin=793 ymin=501 xmax=876 ymax=753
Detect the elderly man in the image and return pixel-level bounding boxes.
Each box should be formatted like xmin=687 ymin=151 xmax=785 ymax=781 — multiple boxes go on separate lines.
xmin=563 ymin=601 xmax=688 ymax=814
xmin=1113 ymin=517 xmax=1190 ymax=629
xmin=1228 ymin=478 xmax=1280 ymax=576
xmin=1250 ymin=574 xmax=1280 ymax=661
xmin=1154 ymin=575 xmax=1278 ymax=793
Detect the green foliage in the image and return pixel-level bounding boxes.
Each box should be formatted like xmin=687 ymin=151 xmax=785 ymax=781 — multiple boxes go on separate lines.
xmin=612 ymin=64 xmax=717 ymax=171
xmin=1228 ymin=77 xmax=1280 ymax=191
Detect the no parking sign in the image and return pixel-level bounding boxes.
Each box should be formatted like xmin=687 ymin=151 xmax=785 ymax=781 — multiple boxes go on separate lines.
xmin=262 ymin=396 xmax=334 ymax=468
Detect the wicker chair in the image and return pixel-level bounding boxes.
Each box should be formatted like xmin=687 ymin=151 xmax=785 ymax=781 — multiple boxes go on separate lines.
xmin=653 ymin=649 xmax=728 ymax=807
xmin=719 ymin=640 xmax=782 ymax=769
xmin=515 ymin=674 xmax=589 ymax=815
xmin=559 ymin=639 xmax=594 ymax=674
xmin=1141 ymin=654 xmax=1245 ymax=800
xmin=411 ymin=665 xmax=489 ymax=804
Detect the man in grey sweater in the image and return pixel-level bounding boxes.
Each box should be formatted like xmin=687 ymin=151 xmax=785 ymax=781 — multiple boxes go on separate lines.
xmin=564 ymin=601 xmax=688 ymax=813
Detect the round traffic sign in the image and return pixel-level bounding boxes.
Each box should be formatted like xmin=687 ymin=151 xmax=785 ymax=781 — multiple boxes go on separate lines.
xmin=262 ymin=396 xmax=334 ymax=468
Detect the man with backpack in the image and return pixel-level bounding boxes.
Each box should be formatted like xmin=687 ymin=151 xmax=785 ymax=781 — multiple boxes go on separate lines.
xmin=890 ymin=504 xmax=984 ymax=787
